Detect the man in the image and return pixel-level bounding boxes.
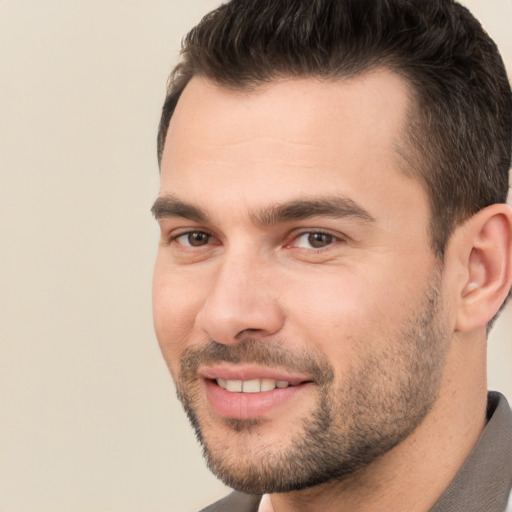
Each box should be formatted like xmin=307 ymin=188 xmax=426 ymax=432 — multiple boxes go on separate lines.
xmin=151 ymin=0 xmax=512 ymax=510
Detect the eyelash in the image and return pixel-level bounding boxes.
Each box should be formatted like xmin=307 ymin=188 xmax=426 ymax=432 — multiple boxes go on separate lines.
xmin=169 ymin=229 xmax=344 ymax=251
xmin=171 ymin=230 xmax=216 ymax=248
xmin=287 ymin=230 xmax=344 ymax=251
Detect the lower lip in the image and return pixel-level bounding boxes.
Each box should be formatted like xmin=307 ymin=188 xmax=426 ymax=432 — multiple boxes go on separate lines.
xmin=203 ymin=379 xmax=312 ymax=420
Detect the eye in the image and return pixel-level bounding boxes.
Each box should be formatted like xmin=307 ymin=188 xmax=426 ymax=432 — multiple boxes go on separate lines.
xmin=293 ymin=232 xmax=337 ymax=249
xmin=174 ymin=231 xmax=212 ymax=247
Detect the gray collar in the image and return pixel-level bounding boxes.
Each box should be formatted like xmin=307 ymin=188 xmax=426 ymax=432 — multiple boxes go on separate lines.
xmin=429 ymin=392 xmax=512 ymax=512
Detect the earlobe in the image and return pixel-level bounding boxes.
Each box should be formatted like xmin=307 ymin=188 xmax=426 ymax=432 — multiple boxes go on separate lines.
xmin=455 ymin=204 xmax=512 ymax=332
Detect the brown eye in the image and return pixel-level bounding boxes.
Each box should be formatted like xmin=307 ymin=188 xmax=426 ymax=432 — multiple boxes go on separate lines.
xmin=292 ymin=232 xmax=338 ymax=249
xmin=306 ymin=232 xmax=335 ymax=248
xmin=187 ymin=232 xmax=210 ymax=246
xmin=175 ymin=231 xmax=211 ymax=247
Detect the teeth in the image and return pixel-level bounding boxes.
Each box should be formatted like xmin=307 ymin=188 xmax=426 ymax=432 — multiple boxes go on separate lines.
xmin=242 ymin=379 xmax=261 ymax=393
xmin=216 ymin=378 xmax=291 ymax=393
xmin=225 ymin=380 xmax=242 ymax=392
xmin=261 ymin=379 xmax=276 ymax=392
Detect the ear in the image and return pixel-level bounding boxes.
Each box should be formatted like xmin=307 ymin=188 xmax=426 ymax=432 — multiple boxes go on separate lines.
xmin=455 ymin=204 xmax=512 ymax=332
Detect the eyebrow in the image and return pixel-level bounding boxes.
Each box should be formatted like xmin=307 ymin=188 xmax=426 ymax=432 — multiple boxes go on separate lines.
xmin=151 ymin=194 xmax=375 ymax=225
xmin=255 ymin=196 xmax=375 ymax=225
xmin=151 ymin=195 xmax=210 ymax=223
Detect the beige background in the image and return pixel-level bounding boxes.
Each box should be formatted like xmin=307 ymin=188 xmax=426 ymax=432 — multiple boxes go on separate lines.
xmin=0 ymin=1 xmax=510 ymax=511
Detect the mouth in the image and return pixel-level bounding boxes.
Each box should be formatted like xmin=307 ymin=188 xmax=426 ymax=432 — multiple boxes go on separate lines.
xmin=215 ymin=378 xmax=295 ymax=393
xmin=199 ymin=366 xmax=314 ymax=420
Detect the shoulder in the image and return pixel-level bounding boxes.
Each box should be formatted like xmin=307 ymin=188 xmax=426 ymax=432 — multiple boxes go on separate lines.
xmin=199 ymin=491 xmax=262 ymax=512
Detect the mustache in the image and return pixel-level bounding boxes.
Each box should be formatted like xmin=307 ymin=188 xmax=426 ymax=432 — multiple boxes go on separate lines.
xmin=179 ymin=339 xmax=335 ymax=386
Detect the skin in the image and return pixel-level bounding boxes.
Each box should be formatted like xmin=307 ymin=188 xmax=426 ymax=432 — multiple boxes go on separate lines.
xmin=152 ymin=71 xmax=512 ymax=511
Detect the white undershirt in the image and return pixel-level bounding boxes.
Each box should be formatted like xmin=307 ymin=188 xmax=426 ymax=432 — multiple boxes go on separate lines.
xmin=258 ymin=494 xmax=274 ymax=512
xmin=505 ymin=489 xmax=512 ymax=512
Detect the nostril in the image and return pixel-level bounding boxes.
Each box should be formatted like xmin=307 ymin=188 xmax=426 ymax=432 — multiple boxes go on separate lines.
xmin=196 ymin=287 xmax=285 ymax=344
xmin=235 ymin=327 xmax=266 ymax=340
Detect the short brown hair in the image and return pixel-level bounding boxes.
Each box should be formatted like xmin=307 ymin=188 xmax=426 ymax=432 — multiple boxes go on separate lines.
xmin=157 ymin=0 xmax=511 ymax=257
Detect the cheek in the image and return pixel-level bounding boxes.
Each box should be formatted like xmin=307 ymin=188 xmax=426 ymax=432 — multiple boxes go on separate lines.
xmin=283 ymin=265 xmax=421 ymax=367
xmin=152 ymin=260 xmax=205 ymax=374
xmin=284 ymin=273 xmax=372 ymax=361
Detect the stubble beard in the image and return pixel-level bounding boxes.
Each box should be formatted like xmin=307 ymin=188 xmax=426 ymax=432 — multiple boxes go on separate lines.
xmin=175 ymin=272 xmax=449 ymax=495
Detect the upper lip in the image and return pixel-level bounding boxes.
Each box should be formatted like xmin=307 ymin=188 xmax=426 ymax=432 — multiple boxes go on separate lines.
xmin=199 ymin=364 xmax=312 ymax=385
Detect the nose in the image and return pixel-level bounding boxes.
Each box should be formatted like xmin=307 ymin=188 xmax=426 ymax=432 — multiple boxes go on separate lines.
xmin=195 ymin=253 xmax=285 ymax=344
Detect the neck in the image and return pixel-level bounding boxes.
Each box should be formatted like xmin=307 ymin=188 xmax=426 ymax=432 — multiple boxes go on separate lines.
xmin=269 ymin=331 xmax=488 ymax=512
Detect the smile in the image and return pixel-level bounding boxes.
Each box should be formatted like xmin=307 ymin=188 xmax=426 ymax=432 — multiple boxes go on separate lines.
xmin=216 ymin=378 xmax=292 ymax=393
xmin=199 ymin=369 xmax=313 ymax=419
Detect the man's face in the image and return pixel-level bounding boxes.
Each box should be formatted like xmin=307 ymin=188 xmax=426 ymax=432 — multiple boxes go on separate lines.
xmin=152 ymin=72 xmax=451 ymax=493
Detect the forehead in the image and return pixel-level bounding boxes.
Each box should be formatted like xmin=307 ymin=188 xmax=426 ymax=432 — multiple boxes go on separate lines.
xmin=159 ymin=71 xmax=422 ymax=219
